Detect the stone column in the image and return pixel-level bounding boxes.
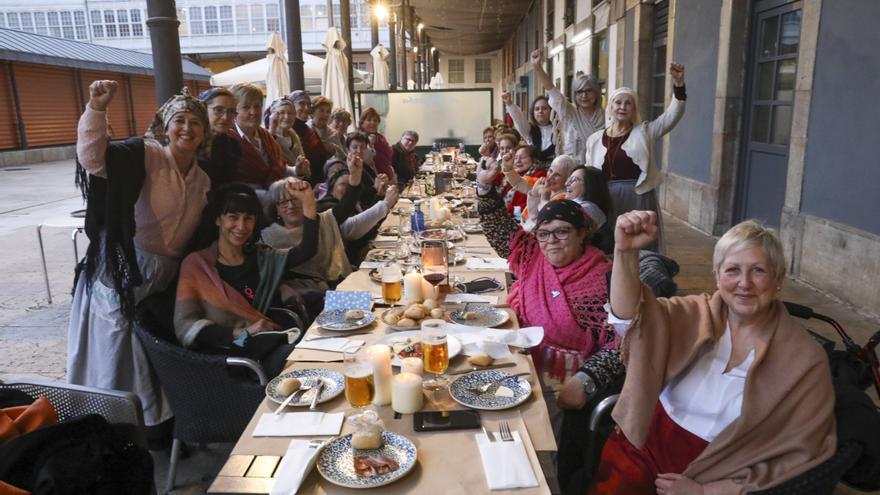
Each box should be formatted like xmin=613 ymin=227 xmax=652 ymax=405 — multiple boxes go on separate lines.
xmin=145 ymin=0 xmax=183 ymax=105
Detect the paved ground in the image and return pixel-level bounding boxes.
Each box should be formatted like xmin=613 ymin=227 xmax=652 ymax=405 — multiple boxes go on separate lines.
xmin=1 ymin=159 xmax=877 ymax=494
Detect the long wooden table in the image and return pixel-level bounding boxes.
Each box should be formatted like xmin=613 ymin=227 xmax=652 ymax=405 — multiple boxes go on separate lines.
xmin=209 ymin=200 xmax=558 ymax=495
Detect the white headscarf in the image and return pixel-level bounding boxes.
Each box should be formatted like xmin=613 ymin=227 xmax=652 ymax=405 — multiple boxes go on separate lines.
xmin=605 ymin=87 xmax=641 ymax=127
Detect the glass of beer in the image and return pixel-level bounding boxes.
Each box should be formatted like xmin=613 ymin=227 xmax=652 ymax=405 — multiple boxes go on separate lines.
xmin=343 ymin=350 xmax=375 ymax=407
xmin=381 ymin=262 xmax=403 ymax=307
xmin=421 ymin=319 xmax=449 ymax=390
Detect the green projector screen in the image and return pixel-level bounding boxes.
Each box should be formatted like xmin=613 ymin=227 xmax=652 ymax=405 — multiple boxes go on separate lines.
xmin=358 ymin=89 xmax=494 ymax=147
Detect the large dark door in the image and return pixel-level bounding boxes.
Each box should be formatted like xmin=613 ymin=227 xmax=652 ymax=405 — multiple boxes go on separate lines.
xmin=735 ymin=0 xmax=802 ymax=227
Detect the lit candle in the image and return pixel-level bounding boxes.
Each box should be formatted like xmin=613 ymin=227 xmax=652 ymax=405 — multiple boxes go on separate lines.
xmin=401 ymin=357 xmax=423 ymax=376
xmin=403 ymin=269 xmax=423 ymax=303
xmin=391 ymin=372 xmax=424 ymax=414
xmin=367 ymin=344 xmax=392 ymax=406
xmin=421 ymin=276 xmax=438 ymax=300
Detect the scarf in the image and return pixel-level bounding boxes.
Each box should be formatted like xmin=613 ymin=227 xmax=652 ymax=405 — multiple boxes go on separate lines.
xmin=173 ymin=243 xmax=289 ymax=347
xmin=507 ymin=229 xmax=615 ymax=380
xmin=74 ymin=137 xmax=146 ymax=319
xmin=145 ymin=87 xmax=209 ymax=147
xmin=261 ymin=210 xmax=351 ymax=283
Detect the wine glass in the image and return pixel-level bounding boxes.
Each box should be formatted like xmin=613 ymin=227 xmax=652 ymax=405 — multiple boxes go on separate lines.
xmin=421 ymin=319 xmax=449 ymax=390
xmin=343 ymin=350 xmax=375 ymax=407
xmin=420 ymin=237 xmax=448 ymax=288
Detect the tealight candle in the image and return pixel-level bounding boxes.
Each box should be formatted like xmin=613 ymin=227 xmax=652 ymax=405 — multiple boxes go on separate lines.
xmin=367 ymin=344 xmax=392 ymax=406
xmin=391 ymin=372 xmax=424 ymax=414
xmin=401 ymin=357 xmax=423 ymax=376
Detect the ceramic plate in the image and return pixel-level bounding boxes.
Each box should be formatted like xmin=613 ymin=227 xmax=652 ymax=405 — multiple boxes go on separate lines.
xmin=448 ymin=305 xmax=509 ymax=327
xmin=365 ymin=249 xmax=398 ymax=263
xmin=375 ymin=330 xmax=462 ymax=367
xmin=419 ymin=229 xmax=464 ymax=242
xmin=409 ymin=240 xmax=455 ymax=254
xmin=448 ymin=370 xmax=532 ymax=410
xmin=462 ymin=224 xmax=483 ymax=233
xmin=316 ymin=309 xmax=376 ymax=332
xmin=378 ymin=226 xmax=399 ymax=236
xmin=316 ymin=432 xmax=417 ymax=489
xmin=265 ymin=369 xmax=345 ymax=406
xmin=368 ymin=267 xmax=404 ymax=284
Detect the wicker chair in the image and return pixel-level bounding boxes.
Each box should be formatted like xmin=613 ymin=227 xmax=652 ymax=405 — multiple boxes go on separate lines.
xmin=133 ymin=320 xmax=268 ymax=494
xmin=588 ymin=394 xmax=863 ymax=494
xmin=0 ymin=379 xmax=144 ymax=441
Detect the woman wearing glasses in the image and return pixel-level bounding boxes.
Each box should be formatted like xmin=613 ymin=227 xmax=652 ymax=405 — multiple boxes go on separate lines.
xmin=476 ymin=158 xmax=623 ymax=436
xmin=198 ymin=87 xmax=241 ymax=188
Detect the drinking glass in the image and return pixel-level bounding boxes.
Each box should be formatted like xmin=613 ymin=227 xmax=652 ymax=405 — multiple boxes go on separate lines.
xmin=421 ymin=319 xmax=449 ymax=390
xmin=343 ymin=350 xmax=375 ymax=407
xmin=420 ymin=237 xmax=448 ymax=288
xmin=381 ymin=262 xmax=403 ymax=306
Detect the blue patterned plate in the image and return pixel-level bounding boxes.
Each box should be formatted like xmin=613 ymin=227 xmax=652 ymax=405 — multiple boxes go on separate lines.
xmin=316 ymin=309 xmax=376 ymax=332
xmin=316 ymin=432 xmax=418 ymax=489
xmin=449 ymin=305 xmax=509 ymax=327
xmin=448 ymin=370 xmax=532 ymax=410
xmin=265 ymin=368 xmax=345 ymax=406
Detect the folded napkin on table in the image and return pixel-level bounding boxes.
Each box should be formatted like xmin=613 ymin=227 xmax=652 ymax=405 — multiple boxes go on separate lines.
xmin=465 ymin=258 xmax=509 ymax=270
xmin=374 ymin=235 xmax=399 ymax=244
xmin=359 ymin=261 xmax=383 ymax=269
xmin=269 ymin=439 xmax=324 ymax=495
xmin=493 ymin=326 xmax=544 ymax=348
xmin=475 ymin=430 xmax=539 ymax=490
xmin=254 ymin=412 xmax=345 ymax=437
xmin=295 ymin=338 xmax=364 ymax=353
xmin=323 ymin=290 xmax=372 ymax=311
xmin=444 ymin=294 xmax=499 ymax=304
xmin=447 ymin=325 xmax=544 ymax=358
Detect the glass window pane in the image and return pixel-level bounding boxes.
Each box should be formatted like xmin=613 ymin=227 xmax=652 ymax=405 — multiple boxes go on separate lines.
xmin=775 ymin=58 xmax=796 ymax=101
xmin=117 ymin=9 xmax=128 ymax=23
xmin=756 ymin=61 xmax=774 ymax=101
xmin=752 ymin=105 xmax=771 ymax=143
xmin=779 ymin=11 xmax=801 ymax=55
xmin=759 ymin=16 xmax=778 ymax=58
xmin=190 ymin=7 xmax=201 ymax=20
xmin=235 ymin=5 xmax=248 ymax=33
xmin=771 ymin=105 xmax=792 ymax=145
xmin=130 ymin=9 xmax=141 ymax=22
xmin=74 ymin=11 xmax=87 ymax=39
xmin=93 ymin=25 xmax=104 ymax=38
xmin=7 ymin=13 xmax=19 ymax=30
xmin=90 ymin=10 xmax=101 ymax=24
xmin=106 ymin=24 xmax=117 ymax=37
xmin=652 ymin=75 xmax=665 ymax=107
xmin=653 ymin=46 xmax=666 ymax=75
xmin=177 ymin=8 xmax=188 ymax=35
xmin=104 ymin=11 xmax=115 ymax=23
xmin=20 ymin=12 xmax=34 ymax=32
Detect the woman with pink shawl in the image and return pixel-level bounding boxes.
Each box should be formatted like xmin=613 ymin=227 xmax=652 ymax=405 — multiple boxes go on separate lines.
xmin=475 ymin=158 xmax=624 ymax=426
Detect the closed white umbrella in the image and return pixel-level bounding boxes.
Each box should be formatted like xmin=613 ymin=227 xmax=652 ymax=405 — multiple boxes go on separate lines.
xmin=321 ymin=27 xmax=352 ymax=114
xmin=431 ymin=71 xmax=446 ymax=89
xmin=265 ymin=32 xmax=289 ymax=107
xmin=370 ymin=44 xmax=390 ymax=90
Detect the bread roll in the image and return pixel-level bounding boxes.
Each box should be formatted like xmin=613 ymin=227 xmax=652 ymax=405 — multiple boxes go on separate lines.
xmin=467 ymin=353 xmax=494 ymax=367
xmin=345 ymin=309 xmax=365 ymax=320
xmin=422 ymin=299 xmax=438 ymax=310
xmin=398 ymin=318 xmax=417 ymax=327
xmin=430 ymin=308 xmax=445 ymax=318
xmin=351 ymin=430 xmax=383 ymax=450
xmin=385 ymin=312 xmax=401 ymax=325
xmin=403 ymin=306 xmax=426 ymax=320
xmin=462 ymin=311 xmax=478 ymax=320
xmin=277 ymin=378 xmax=301 ymax=396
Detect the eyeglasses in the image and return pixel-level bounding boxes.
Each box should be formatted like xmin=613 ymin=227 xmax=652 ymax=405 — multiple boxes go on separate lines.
xmin=277 ymin=199 xmax=296 ymax=208
xmin=210 ymin=106 xmax=237 ymax=118
xmin=565 ymin=176 xmax=583 ymax=185
xmin=535 ymin=227 xmax=573 ymax=242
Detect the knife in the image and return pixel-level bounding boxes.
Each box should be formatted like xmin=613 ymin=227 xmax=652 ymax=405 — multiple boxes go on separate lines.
xmin=448 ymin=362 xmax=517 ymax=375
xmin=309 ymin=379 xmax=325 ymax=410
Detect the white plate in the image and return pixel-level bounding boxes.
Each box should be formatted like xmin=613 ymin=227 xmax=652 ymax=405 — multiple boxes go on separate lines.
xmin=265 ymin=369 xmax=345 ymax=406
xmin=449 ymin=305 xmax=510 ymax=327
xmin=316 ymin=432 xmax=417 ymax=489
xmin=375 ymin=330 xmax=462 ymax=367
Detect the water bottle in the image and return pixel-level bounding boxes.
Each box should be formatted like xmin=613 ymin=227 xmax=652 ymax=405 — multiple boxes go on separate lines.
xmin=411 ymin=200 xmax=426 ymax=234
xmin=513 ymin=206 xmax=523 ymax=224
xmin=459 ymin=142 xmax=466 ymax=156
xmin=431 ymin=141 xmax=439 ymax=153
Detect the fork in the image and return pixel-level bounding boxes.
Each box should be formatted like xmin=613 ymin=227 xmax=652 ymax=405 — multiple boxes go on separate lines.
xmin=498 ymin=421 xmax=514 ymax=442
xmin=274 ymin=379 xmax=316 ymax=414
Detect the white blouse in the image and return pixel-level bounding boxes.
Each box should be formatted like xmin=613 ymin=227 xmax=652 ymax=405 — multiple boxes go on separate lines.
xmin=609 ymin=308 xmax=753 ymax=442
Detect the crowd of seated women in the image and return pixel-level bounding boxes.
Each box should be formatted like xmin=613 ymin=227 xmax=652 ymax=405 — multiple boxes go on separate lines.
xmin=65 ymin=53 xmax=848 ymax=493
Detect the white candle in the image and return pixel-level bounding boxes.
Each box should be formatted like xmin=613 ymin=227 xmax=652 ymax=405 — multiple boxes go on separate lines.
xmin=367 ymin=344 xmax=392 ymax=406
xmin=391 ymin=372 xmax=424 ymax=414
xmin=421 ymin=277 xmax=439 ymax=300
xmin=401 ymin=357 xmax=423 ymax=376
xmin=403 ymin=270 xmax=423 ymax=303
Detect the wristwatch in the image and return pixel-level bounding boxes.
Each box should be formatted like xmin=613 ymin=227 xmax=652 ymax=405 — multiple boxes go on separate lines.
xmin=579 ymin=372 xmax=597 ymax=396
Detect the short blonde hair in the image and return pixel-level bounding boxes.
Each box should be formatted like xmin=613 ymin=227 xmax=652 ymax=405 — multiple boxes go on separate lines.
xmin=311 ymin=95 xmax=333 ymax=112
xmin=229 ymin=82 xmax=263 ymax=106
xmin=713 ymin=220 xmax=786 ymax=279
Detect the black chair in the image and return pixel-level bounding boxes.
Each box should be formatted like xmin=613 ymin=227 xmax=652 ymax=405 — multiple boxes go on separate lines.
xmin=0 ymin=379 xmax=145 ymax=445
xmin=133 ymin=319 xmax=268 ymax=494
xmin=588 ymin=394 xmax=863 ymax=495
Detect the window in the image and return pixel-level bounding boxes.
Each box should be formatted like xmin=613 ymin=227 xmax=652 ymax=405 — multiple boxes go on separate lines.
xmin=74 ymin=11 xmax=87 ymax=38
xmin=91 ymin=10 xmax=103 ymax=38
xmin=177 ymin=8 xmax=189 ymax=35
xmin=354 ymin=61 xmax=367 ymax=72
xmin=189 ymin=7 xmax=203 ymax=34
xmin=201 ymin=6 xmax=216 ymax=34
xmin=6 ymin=12 xmax=19 ymax=30
xmin=117 ymin=10 xmax=129 ymax=37
xmin=266 ymin=3 xmax=279 ymax=32
xmin=250 ymin=4 xmax=265 ymax=33
xmin=314 ymin=4 xmax=327 ymax=31
xmin=34 ymin=12 xmax=47 ymax=34
xmin=299 ymin=5 xmax=313 ymax=30
xmin=104 ymin=10 xmax=117 ymax=37
xmin=20 ymin=12 xmax=34 ymax=32
xmin=47 ymin=11 xmax=61 ymax=37
xmin=235 ymin=5 xmax=249 ymax=33
xmin=448 ymin=59 xmax=464 ymax=83
xmin=564 ymin=0 xmax=575 ymax=27
xmin=219 ymin=6 xmax=233 ymax=34
xmin=546 ymin=0 xmax=554 ymax=41
xmin=475 ymin=59 xmax=492 ymax=83
xmin=130 ymin=9 xmax=143 ymax=37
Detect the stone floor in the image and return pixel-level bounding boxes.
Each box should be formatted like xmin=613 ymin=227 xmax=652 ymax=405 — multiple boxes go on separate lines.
xmin=0 ymin=160 xmax=877 ymax=493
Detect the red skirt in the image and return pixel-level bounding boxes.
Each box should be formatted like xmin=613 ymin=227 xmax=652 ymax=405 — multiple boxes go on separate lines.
xmin=589 ymin=402 xmax=709 ymax=494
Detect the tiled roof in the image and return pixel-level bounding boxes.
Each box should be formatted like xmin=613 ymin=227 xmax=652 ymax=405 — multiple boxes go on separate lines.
xmin=0 ymin=27 xmax=211 ymax=79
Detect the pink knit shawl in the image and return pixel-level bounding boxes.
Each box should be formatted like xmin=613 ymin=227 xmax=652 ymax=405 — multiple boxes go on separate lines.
xmin=507 ymin=230 xmax=616 ymax=379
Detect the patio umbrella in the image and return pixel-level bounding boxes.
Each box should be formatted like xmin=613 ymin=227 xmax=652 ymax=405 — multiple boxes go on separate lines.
xmin=321 ymin=27 xmax=352 ymax=114
xmin=430 ymin=71 xmax=446 ymax=89
xmin=370 ymin=44 xmax=390 ymax=90
xmin=265 ymin=32 xmax=289 ymax=107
